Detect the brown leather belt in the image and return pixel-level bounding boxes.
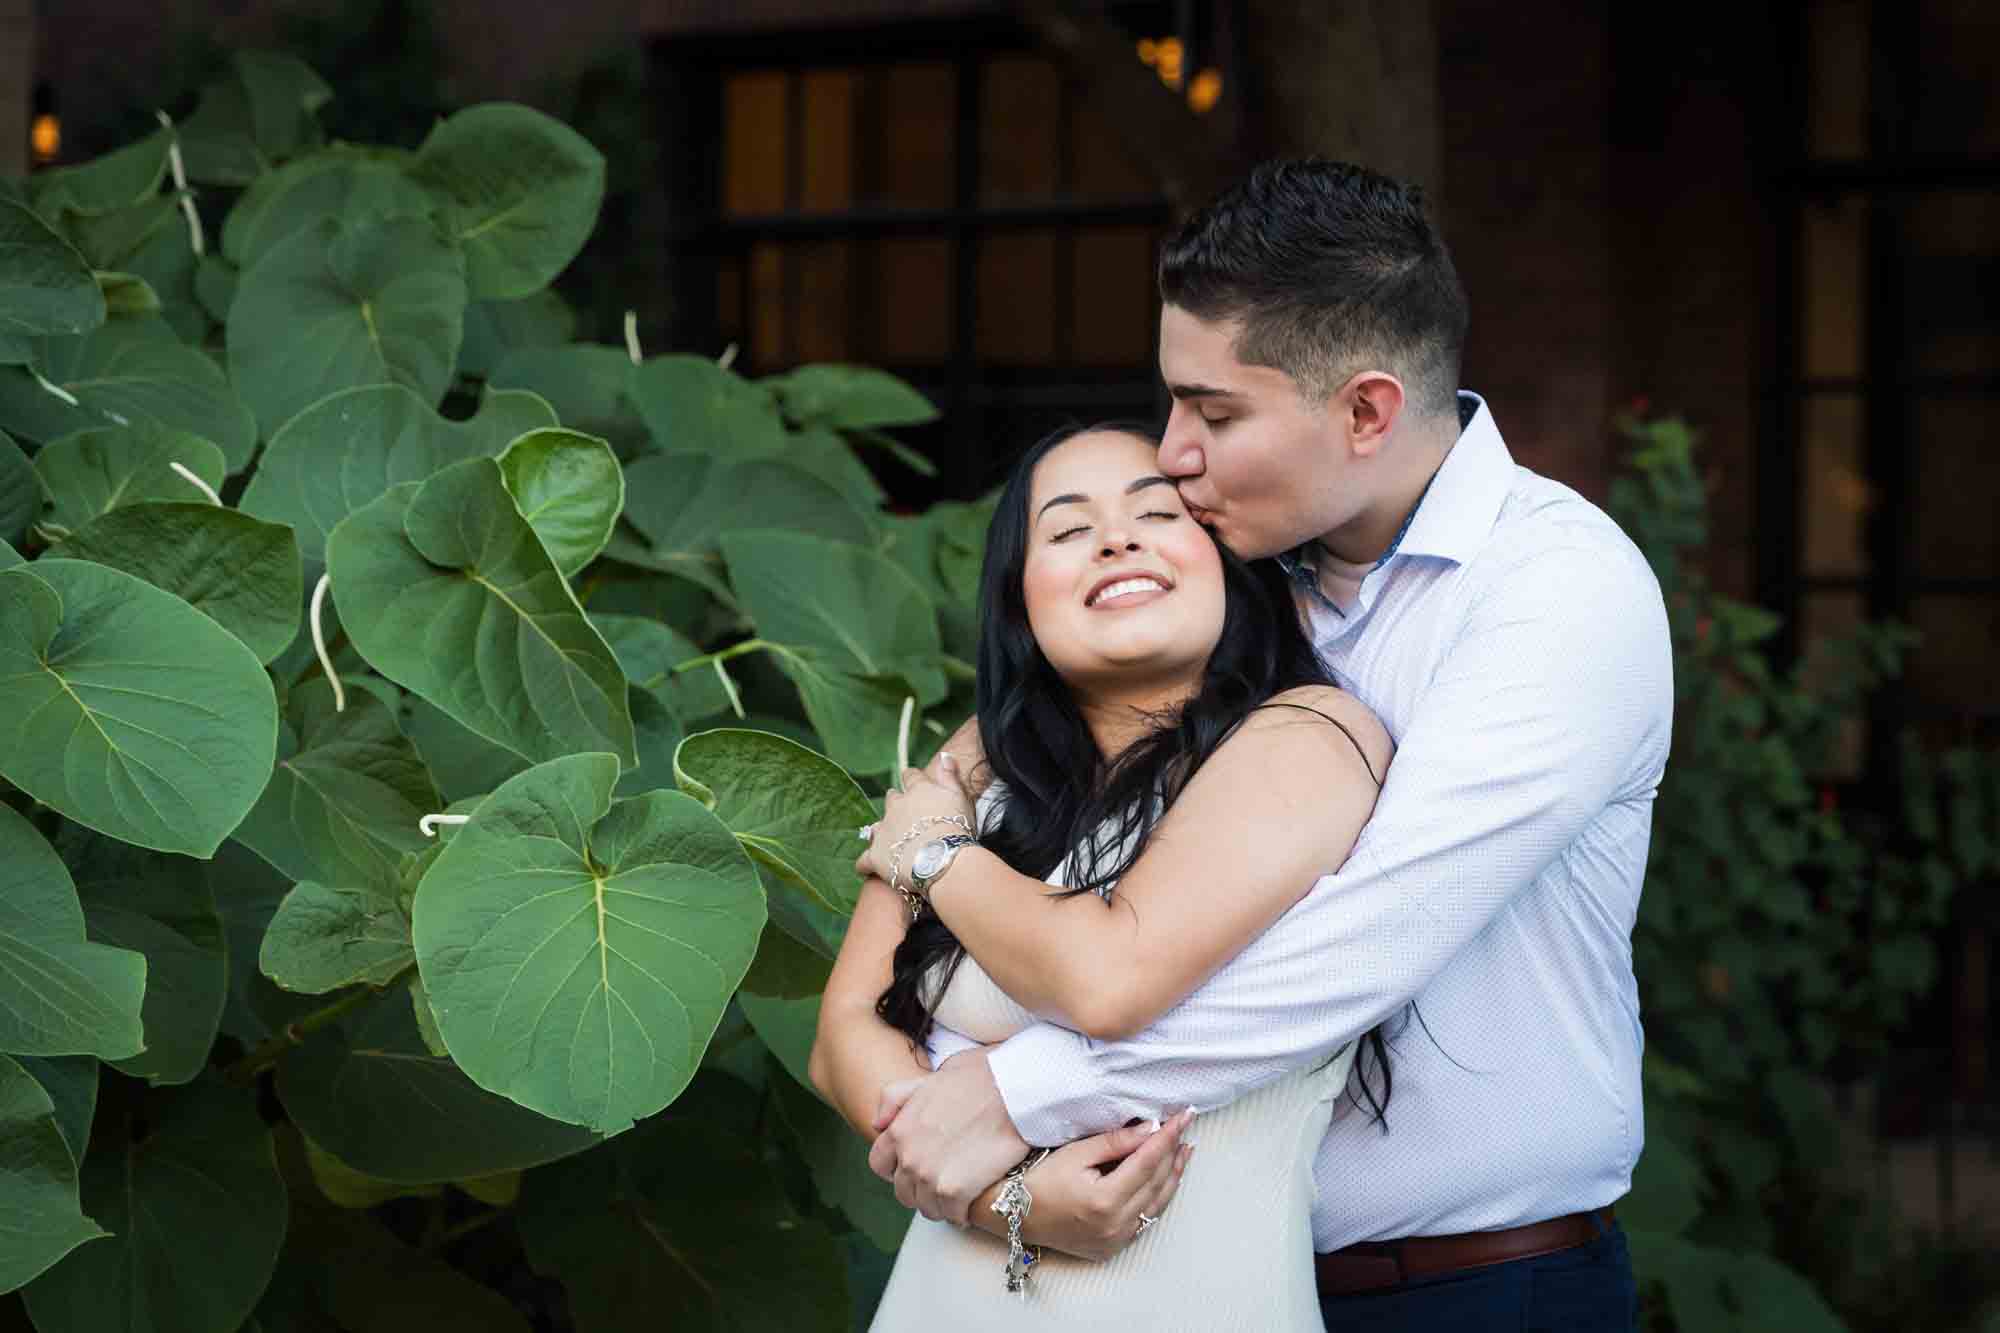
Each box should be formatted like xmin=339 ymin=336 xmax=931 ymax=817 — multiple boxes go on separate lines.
xmin=1315 ymin=1207 xmax=1615 ymax=1297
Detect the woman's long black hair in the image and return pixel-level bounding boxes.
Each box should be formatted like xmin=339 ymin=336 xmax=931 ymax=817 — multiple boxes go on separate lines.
xmin=876 ymin=422 xmax=1395 ymax=1123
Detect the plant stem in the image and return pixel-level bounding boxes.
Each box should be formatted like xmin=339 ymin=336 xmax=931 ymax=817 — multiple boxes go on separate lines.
xmin=221 ymin=965 xmax=414 ymax=1084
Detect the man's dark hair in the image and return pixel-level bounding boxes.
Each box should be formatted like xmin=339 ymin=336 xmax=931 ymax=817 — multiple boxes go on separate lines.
xmin=1159 ymin=159 xmax=1469 ymax=417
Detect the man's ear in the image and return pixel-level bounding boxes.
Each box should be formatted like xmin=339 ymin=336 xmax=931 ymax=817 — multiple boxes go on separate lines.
xmin=1335 ymin=372 xmax=1406 ymax=459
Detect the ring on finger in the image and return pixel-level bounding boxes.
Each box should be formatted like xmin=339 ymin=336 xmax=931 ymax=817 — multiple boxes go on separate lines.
xmin=857 ymin=823 xmax=875 ymax=841
xmin=1135 ymin=1212 xmax=1158 ymax=1238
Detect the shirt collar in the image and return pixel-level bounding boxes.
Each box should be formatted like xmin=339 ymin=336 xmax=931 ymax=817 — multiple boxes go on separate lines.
xmin=1383 ymin=391 xmax=1512 ymax=567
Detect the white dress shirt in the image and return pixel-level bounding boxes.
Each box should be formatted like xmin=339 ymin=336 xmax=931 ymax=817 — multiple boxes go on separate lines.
xmin=964 ymin=393 xmax=1674 ymax=1251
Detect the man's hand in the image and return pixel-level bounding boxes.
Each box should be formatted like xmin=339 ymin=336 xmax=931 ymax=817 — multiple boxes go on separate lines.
xmin=867 ymin=1048 xmax=1027 ymax=1225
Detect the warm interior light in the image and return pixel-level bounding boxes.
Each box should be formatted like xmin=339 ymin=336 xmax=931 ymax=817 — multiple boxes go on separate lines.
xmin=1187 ymin=68 xmax=1224 ymax=114
xmin=30 ymin=113 xmax=59 ymax=164
xmin=1155 ymin=37 xmax=1184 ymax=89
xmin=1137 ymin=38 xmax=1158 ymax=66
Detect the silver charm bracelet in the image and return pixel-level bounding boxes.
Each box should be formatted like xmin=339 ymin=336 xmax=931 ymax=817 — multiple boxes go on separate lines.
xmin=991 ymin=1148 xmax=1053 ymax=1297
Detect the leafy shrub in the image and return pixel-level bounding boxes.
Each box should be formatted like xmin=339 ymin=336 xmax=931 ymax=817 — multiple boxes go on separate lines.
xmin=1 ymin=54 xmax=976 ymax=1330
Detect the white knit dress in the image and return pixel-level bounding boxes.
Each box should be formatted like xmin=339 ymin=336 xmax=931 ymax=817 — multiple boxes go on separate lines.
xmin=867 ymin=817 xmax=1351 ymax=1331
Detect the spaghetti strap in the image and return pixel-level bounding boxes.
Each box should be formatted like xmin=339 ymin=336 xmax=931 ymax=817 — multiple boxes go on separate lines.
xmin=1251 ymin=701 xmax=1384 ymax=788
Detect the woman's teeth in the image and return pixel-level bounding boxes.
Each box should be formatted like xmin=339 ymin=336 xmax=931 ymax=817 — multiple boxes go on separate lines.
xmin=1089 ymin=577 xmax=1165 ymax=606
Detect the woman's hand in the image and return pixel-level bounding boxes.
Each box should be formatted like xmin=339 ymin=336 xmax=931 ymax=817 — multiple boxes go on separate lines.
xmin=854 ymin=753 xmax=978 ymax=890
xmin=1017 ymin=1110 xmax=1196 ymax=1262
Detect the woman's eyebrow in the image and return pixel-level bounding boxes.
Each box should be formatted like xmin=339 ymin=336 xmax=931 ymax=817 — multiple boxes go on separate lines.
xmin=1035 ymin=474 xmax=1175 ymax=522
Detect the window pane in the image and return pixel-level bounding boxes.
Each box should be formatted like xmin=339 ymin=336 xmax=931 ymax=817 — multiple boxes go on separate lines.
xmin=1071 ymin=99 xmax=1153 ymax=202
xmin=794 ymin=241 xmax=854 ymax=364
xmin=1801 ymin=394 xmax=1870 ymax=577
xmin=873 ymin=237 xmax=953 ymax=365
xmin=801 ymin=70 xmax=858 ymax=212
xmin=980 ymin=57 xmax=1060 ymax=203
xmin=1801 ymin=195 xmax=1865 ymax=380
xmin=748 ymin=242 xmax=785 ymax=369
xmin=1903 ymin=191 xmax=2000 ymax=376
xmin=875 ymin=62 xmax=956 ymax=209
xmin=976 ymin=231 xmax=1057 ymax=363
xmin=1798 ymin=591 xmax=1867 ymax=779
xmin=1806 ymin=0 xmax=1868 ymax=159
xmin=1914 ymin=0 xmax=2000 ymax=155
xmin=1071 ymin=226 xmax=1157 ymax=367
xmin=1913 ymin=397 xmax=2000 ymax=580
xmin=724 ymin=72 xmax=789 ymax=216
xmin=1911 ymin=595 xmax=2000 ymax=716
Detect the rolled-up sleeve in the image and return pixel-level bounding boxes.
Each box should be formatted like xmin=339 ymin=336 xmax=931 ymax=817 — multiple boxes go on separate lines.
xmin=988 ymin=538 xmax=1673 ymax=1145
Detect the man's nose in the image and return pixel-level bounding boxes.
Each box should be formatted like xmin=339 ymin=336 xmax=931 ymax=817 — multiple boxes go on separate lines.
xmin=1157 ymin=407 xmax=1204 ymax=477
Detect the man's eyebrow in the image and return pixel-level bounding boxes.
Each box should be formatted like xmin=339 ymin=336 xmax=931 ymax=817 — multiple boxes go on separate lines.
xmin=1035 ymin=475 xmax=1174 ymax=522
xmin=1168 ymin=383 xmax=1238 ymax=401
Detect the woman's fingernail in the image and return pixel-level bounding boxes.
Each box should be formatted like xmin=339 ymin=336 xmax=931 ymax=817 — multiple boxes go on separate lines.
xmin=1141 ymin=1118 xmax=1161 ymax=1135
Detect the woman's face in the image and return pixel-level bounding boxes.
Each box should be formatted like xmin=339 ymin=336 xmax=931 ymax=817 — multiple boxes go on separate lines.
xmin=1020 ymin=430 xmax=1227 ymax=697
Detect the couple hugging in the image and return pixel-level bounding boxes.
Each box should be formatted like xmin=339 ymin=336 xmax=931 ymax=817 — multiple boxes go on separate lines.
xmin=811 ymin=159 xmax=1671 ymax=1332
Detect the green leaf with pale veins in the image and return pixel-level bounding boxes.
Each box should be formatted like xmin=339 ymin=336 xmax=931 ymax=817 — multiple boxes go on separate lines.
xmin=497 ymin=427 xmax=623 ymax=576
xmin=0 ymin=200 xmax=105 ymax=362
xmin=234 ymin=679 xmax=440 ymax=891
xmin=411 ymin=753 xmax=765 ymax=1133
xmin=50 ymin=501 xmax=302 ymax=662
xmin=592 ymin=613 xmax=731 ymax=722
xmin=221 ymin=148 xmax=439 ymax=273
xmin=0 ymin=315 xmax=257 ymax=466
xmin=764 ymin=363 xmax=939 ymax=430
xmin=615 ymin=454 xmax=873 ymax=595
xmin=414 ymin=104 xmax=605 ymax=300
xmin=22 ymin=1074 xmax=286 ymax=1333
xmin=12 ymin=1057 xmax=96 ymax=1168
xmin=489 ymin=343 xmax=641 ymax=448
xmin=400 ymin=696 xmax=529 ymax=804
xmin=0 ymin=561 xmax=278 ymax=856
xmin=457 ymin=289 xmax=575 ymax=379
xmin=228 ymin=216 xmax=468 ymax=438
xmin=675 ymin=728 xmax=873 ymax=917
xmin=27 ymin=132 xmax=169 ymax=223
xmin=0 ymin=805 xmax=146 ymax=1060
xmin=627 ymin=354 xmax=786 ymax=455
xmin=240 ymin=382 xmax=556 ymax=562
xmin=276 ymin=973 xmax=601 ymax=1183
xmin=617 ymin=685 xmax=686 ymax=799
xmin=260 ymin=882 xmax=413 ymax=994
xmin=517 ymin=1116 xmax=848 ymax=1333
xmin=61 ymin=827 xmax=226 ymax=1087
xmin=326 ymin=459 xmax=635 ymax=768
xmin=33 ymin=424 xmax=226 ymax=533
xmin=0 ymin=1053 xmax=107 ymax=1294
xmin=0 ymin=430 xmax=40 ymax=544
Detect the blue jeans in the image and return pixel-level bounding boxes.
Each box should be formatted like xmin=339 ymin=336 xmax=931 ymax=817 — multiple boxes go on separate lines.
xmin=1319 ymin=1223 xmax=1638 ymax=1332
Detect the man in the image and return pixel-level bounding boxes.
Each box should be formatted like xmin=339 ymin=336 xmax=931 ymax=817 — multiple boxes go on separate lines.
xmin=819 ymin=159 xmax=1670 ymax=1330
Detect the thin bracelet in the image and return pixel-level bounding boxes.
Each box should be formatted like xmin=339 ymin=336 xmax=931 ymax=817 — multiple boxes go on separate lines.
xmin=991 ymin=1147 xmax=1053 ymax=1297
xmin=886 ymin=813 xmax=972 ymax=897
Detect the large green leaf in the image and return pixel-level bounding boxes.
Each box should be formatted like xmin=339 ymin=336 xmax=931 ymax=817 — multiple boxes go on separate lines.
xmin=22 ymin=1075 xmax=286 ymax=1333
xmin=275 ymin=971 xmax=601 ymax=1183
xmin=240 ymin=382 xmax=556 ymax=562
xmin=27 ymin=133 xmax=169 ymax=224
xmin=326 ymin=460 xmax=635 ymax=767
xmin=0 ymin=1053 xmax=106 ymax=1295
xmin=260 ymin=882 xmax=413 ymax=994
xmin=0 ymin=431 xmax=39 ymax=544
xmin=618 ymin=685 xmax=687 ymax=799
xmin=627 ymin=355 xmax=787 ymax=456
xmin=675 ymin=728 xmax=872 ymax=917
xmin=0 ymin=806 xmax=145 ymax=1060
xmin=488 ymin=344 xmax=641 ymax=449
xmin=234 ymin=680 xmax=439 ymax=891
xmin=232 ymin=51 xmax=334 ymax=166
xmin=400 ymin=696 xmax=529 ymax=804
xmin=617 ymin=454 xmax=873 ymax=592
xmin=221 ymin=149 xmax=439 ymax=273
xmin=411 ymin=753 xmax=764 ymax=1133
xmin=50 ymin=502 xmax=301 ymax=663
xmin=0 ymin=317 xmax=257 ymax=465
xmin=770 ymin=1065 xmax=910 ymax=1254
xmin=0 ymin=200 xmax=105 ymax=362
xmin=13 ymin=1057 xmax=96 ymax=1167
xmin=456 ymin=290 xmax=574 ymax=379
xmin=413 ymin=104 xmax=605 ymax=300
xmin=61 ymin=829 xmax=226 ymax=1087
xmin=32 ymin=424 xmax=226 ymax=533
xmin=228 ymin=216 xmax=467 ymax=437
xmin=0 ymin=561 xmax=278 ymax=856
xmin=592 ymin=613 xmax=731 ymax=723
xmin=497 ymin=428 xmax=622 ymax=576
xmin=517 ymin=1116 xmax=848 ymax=1333
xmin=764 ymin=364 xmax=939 ymax=430
xmin=737 ymin=989 xmax=822 ymax=1093
xmin=206 ymin=840 xmax=315 ymax=1046
xmin=64 ymin=196 xmax=178 ymax=274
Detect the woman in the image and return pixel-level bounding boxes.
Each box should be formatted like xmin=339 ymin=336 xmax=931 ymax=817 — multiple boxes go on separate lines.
xmin=811 ymin=424 xmax=1392 ymax=1330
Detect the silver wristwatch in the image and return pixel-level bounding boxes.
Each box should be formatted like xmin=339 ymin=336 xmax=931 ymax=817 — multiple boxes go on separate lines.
xmin=907 ymin=832 xmax=977 ymax=897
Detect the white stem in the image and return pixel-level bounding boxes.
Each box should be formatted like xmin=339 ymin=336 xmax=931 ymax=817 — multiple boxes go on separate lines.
xmin=154 ymin=110 xmax=205 ymax=257
xmin=419 ymin=814 xmax=470 ymax=838
xmin=712 ymin=658 xmax=744 ymax=719
xmin=309 ymin=573 xmax=345 ymax=712
xmin=716 ymin=342 xmax=739 ymax=371
xmin=31 ymin=369 xmax=79 ymax=407
xmin=624 ymin=310 xmax=642 ymax=365
xmin=896 ymin=696 xmax=916 ymax=775
xmin=168 ymin=461 xmax=220 ymax=505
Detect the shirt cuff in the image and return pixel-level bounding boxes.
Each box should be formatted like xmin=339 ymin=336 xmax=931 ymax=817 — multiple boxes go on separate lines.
xmin=985 ymin=1023 xmax=1161 ymax=1146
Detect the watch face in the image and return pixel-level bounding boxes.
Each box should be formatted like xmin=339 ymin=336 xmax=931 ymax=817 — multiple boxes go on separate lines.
xmin=912 ymin=841 xmax=950 ymax=880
